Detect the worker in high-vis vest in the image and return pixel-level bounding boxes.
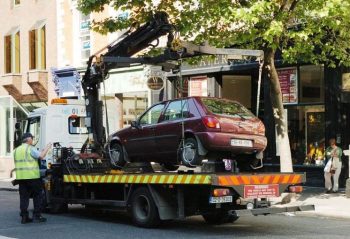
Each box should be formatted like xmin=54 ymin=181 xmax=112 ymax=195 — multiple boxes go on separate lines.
xmin=14 ymin=132 xmax=51 ymax=224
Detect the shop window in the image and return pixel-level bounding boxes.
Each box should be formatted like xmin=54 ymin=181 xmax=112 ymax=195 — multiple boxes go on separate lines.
xmin=29 ymin=25 xmax=46 ymax=70
xmin=287 ymin=105 xmax=325 ymax=166
xmin=299 ymin=65 xmax=324 ymax=103
xmin=4 ymin=31 xmax=20 ymax=74
xmin=222 ymin=75 xmax=251 ymax=109
xmin=174 ymin=77 xmax=189 ymax=98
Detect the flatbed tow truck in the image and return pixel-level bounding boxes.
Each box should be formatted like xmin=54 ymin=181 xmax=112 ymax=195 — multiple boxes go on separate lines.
xmin=37 ymin=12 xmax=314 ymax=228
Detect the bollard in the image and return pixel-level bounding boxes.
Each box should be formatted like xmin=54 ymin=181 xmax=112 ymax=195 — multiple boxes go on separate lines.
xmin=346 ymin=178 xmax=350 ymax=198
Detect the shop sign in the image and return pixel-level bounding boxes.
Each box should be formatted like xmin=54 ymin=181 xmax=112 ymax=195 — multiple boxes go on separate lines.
xmin=147 ymin=76 xmax=164 ymax=91
xmin=277 ymin=67 xmax=298 ymax=104
xmin=342 ymin=73 xmax=350 ymax=91
xmin=189 ymin=76 xmax=208 ymax=96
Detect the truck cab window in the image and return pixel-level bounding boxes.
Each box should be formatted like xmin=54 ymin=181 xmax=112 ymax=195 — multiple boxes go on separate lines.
xmin=26 ymin=117 xmax=41 ymax=146
xmin=68 ymin=116 xmax=88 ymax=134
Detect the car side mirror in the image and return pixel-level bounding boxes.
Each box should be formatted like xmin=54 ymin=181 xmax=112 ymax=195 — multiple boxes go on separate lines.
xmin=131 ymin=121 xmax=139 ymax=129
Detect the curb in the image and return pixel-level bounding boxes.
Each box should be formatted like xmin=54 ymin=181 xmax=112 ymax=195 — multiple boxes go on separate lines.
xmin=0 ymin=188 xmax=18 ymax=192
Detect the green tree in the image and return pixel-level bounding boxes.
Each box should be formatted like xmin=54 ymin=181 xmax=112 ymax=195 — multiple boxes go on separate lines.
xmin=79 ymin=0 xmax=350 ymax=172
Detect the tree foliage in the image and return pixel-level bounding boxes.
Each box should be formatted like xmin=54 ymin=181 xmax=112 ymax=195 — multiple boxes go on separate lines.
xmin=78 ymin=0 xmax=350 ymax=171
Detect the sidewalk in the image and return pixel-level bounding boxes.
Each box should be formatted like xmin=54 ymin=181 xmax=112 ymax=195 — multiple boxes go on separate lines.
xmin=1 ymin=178 xmax=349 ymax=219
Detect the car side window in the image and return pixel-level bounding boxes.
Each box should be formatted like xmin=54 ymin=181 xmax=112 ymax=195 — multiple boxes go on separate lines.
xmin=139 ymin=103 xmax=165 ymax=126
xmin=163 ymin=100 xmax=190 ymax=122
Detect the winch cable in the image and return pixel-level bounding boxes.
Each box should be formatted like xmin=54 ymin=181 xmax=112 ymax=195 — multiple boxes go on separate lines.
xmin=256 ymin=59 xmax=264 ymax=116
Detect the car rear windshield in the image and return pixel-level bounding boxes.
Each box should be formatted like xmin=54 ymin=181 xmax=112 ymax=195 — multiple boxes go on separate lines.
xmin=201 ymin=98 xmax=255 ymax=118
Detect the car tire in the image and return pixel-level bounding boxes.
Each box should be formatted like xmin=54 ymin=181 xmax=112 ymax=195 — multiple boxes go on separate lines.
xmin=160 ymin=163 xmax=179 ymax=171
xmin=108 ymin=142 xmax=126 ymax=169
xmin=180 ymin=138 xmax=203 ymax=167
xmin=202 ymin=211 xmax=239 ymax=225
xmin=131 ymin=187 xmax=160 ymax=228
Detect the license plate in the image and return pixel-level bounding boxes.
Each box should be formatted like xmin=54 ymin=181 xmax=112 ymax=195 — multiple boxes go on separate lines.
xmin=244 ymin=184 xmax=279 ymax=199
xmin=231 ymin=139 xmax=253 ymax=147
xmin=209 ymin=196 xmax=233 ymax=204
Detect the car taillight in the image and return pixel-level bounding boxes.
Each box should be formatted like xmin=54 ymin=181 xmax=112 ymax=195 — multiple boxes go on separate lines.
xmin=202 ymin=116 xmax=221 ymax=129
xmin=258 ymin=121 xmax=265 ymax=135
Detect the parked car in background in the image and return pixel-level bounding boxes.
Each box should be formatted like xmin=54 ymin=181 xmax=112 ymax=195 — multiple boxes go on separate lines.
xmin=107 ymin=97 xmax=267 ymax=171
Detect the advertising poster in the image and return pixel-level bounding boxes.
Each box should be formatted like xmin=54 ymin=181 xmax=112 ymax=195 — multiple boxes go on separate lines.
xmin=189 ymin=76 xmax=208 ymax=96
xmin=277 ymin=67 xmax=298 ymax=104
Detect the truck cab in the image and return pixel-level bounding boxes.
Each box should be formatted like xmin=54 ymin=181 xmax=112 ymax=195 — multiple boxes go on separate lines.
xmin=25 ymin=98 xmax=88 ymax=167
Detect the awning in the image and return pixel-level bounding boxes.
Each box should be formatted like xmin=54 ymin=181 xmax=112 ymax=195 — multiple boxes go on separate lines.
xmin=30 ymin=19 xmax=46 ymax=30
xmin=6 ymin=26 xmax=20 ymax=35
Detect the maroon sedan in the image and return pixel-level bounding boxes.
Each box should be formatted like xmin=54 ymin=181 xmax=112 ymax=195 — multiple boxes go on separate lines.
xmin=107 ymin=97 xmax=267 ymax=170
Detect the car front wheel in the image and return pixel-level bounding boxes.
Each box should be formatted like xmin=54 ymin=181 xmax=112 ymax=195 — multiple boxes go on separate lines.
xmin=180 ymin=138 xmax=203 ymax=167
xmin=108 ymin=142 xmax=126 ymax=169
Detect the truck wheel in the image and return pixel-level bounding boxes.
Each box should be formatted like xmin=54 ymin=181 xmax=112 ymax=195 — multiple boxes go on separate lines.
xmin=131 ymin=187 xmax=160 ymax=228
xmin=49 ymin=202 xmax=68 ymax=214
xmin=180 ymin=138 xmax=203 ymax=167
xmin=202 ymin=211 xmax=239 ymax=224
xmin=108 ymin=142 xmax=126 ymax=169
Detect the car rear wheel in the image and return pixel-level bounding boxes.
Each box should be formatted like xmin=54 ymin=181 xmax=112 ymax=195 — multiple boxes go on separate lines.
xmin=108 ymin=142 xmax=126 ymax=169
xmin=131 ymin=187 xmax=160 ymax=228
xmin=180 ymin=138 xmax=203 ymax=167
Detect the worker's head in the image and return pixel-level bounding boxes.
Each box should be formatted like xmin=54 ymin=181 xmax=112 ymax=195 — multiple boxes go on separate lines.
xmin=22 ymin=132 xmax=34 ymax=145
xmin=329 ymin=138 xmax=336 ymax=147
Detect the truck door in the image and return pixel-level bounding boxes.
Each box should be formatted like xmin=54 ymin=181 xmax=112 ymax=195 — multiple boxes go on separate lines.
xmin=124 ymin=103 xmax=165 ymax=161
xmin=26 ymin=116 xmax=43 ymax=151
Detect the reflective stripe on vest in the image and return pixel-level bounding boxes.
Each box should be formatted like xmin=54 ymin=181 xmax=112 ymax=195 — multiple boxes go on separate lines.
xmin=14 ymin=144 xmax=40 ymax=180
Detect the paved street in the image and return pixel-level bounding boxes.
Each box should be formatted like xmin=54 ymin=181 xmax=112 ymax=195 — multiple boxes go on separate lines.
xmin=1 ymin=190 xmax=350 ymax=239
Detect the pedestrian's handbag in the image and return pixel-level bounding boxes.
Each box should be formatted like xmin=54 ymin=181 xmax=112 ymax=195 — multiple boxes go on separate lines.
xmin=330 ymin=168 xmax=336 ymax=175
xmin=324 ymin=158 xmax=332 ymax=173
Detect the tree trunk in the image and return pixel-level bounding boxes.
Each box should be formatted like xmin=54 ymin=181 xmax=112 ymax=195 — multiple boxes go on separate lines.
xmin=265 ymin=48 xmax=293 ymax=172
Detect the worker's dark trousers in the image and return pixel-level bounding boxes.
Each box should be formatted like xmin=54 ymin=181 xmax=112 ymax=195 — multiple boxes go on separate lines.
xmin=18 ymin=179 xmax=42 ymax=217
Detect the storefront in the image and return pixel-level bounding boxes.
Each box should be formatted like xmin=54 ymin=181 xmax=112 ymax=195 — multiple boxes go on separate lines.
xmin=0 ymin=96 xmax=28 ymax=178
xmin=166 ymin=58 xmax=350 ymax=187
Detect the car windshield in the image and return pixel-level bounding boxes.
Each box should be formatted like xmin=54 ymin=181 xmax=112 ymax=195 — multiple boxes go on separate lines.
xmin=201 ymin=98 xmax=255 ymax=118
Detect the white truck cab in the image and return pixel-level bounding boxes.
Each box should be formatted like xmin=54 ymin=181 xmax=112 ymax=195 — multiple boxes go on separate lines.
xmin=25 ymin=98 xmax=88 ymax=167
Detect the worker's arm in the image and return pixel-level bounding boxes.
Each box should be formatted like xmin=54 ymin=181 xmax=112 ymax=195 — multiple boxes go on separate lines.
xmin=39 ymin=143 xmax=52 ymax=160
xmin=30 ymin=143 xmax=51 ymax=160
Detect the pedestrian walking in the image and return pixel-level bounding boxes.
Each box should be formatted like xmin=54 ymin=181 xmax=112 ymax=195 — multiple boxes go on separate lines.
xmin=13 ymin=132 xmax=51 ymax=224
xmin=324 ymin=138 xmax=342 ymax=193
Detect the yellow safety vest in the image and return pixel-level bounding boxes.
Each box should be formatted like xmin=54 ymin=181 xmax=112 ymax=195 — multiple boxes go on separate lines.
xmin=14 ymin=144 xmax=40 ymax=180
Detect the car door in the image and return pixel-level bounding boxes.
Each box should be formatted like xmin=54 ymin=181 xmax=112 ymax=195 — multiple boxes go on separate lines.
xmin=124 ymin=103 xmax=165 ymax=161
xmin=155 ymin=99 xmax=190 ymax=159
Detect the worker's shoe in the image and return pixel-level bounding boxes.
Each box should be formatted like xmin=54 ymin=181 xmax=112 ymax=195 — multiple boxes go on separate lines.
xmin=33 ymin=215 xmax=47 ymax=223
xmin=21 ymin=215 xmax=33 ymax=224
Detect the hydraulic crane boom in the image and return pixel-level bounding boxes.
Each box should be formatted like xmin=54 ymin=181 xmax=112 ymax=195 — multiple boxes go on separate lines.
xmin=81 ymin=12 xmax=264 ymax=155
xmin=81 ymin=12 xmax=174 ymax=153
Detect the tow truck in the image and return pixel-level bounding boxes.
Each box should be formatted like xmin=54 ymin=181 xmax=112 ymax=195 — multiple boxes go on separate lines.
xmin=26 ymin=12 xmax=314 ymax=227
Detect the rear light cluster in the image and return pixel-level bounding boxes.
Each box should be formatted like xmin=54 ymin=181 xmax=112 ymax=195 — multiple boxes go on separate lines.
xmin=289 ymin=185 xmax=303 ymax=193
xmin=213 ymin=188 xmax=230 ymax=197
xmin=257 ymin=121 xmax=265 ymax=135
xmin=202 ymin=116 xmax=221 ymax=129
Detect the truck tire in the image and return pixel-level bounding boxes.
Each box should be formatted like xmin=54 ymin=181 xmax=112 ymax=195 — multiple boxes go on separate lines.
xmin=131 ymin=187 xmax=160 ymax=228
xmin=180 ymin=138 xmax=203 ymax=167
xmin=202 ymin=211 xmax=239 ymax=225
xmin=49 ymin=202 xmax=68 ymax=214
xmin=108 ymin=142 xmax=126 ymax=169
